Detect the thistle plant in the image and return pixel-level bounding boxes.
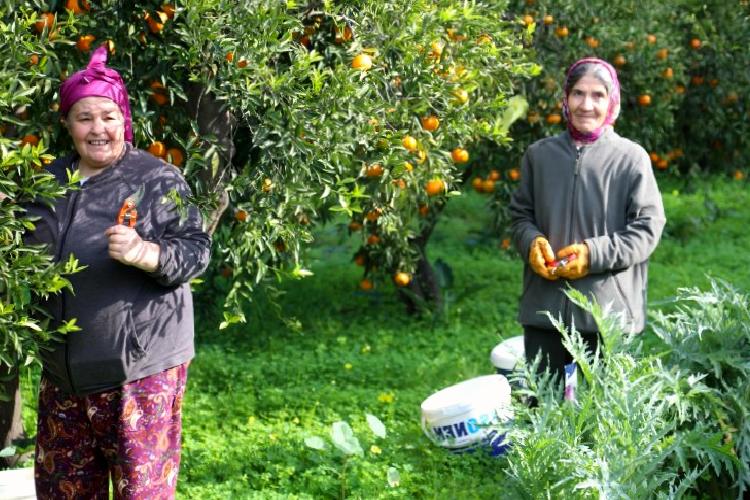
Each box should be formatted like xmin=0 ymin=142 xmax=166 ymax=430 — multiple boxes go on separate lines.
xmin=501 ymin=280 xmax=747 ymax=499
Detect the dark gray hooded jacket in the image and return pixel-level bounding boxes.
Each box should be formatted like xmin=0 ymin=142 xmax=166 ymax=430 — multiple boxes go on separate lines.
xmin=510 ymin=128 xmax=665 ymax=333
xmin=26 ymin=144 xmax=211 ymax=395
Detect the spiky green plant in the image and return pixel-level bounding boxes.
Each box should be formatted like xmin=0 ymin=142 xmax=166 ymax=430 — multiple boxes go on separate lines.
xmin=501 ymin=280 xmax=747 ymax=499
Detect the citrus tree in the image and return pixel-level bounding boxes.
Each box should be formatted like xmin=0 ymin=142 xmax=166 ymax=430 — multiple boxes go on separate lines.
xmin=0 ymin=8 xmax=85 ymax=465
xmin=479 ymin=0 xmax=749 ymax=237
xmin=1 ymin=0 xmax=536 ymax=455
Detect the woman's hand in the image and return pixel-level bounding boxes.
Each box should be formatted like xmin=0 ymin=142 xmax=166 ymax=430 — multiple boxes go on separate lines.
xmin=529 ymin=236 xmax=558 ymax=281
xmin=554 ymin=243 xmax=589 ymax=280
xmin=105 ymin=225 xmax=160 ymax=272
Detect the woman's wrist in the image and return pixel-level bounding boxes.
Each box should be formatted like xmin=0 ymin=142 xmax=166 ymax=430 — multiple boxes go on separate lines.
xmin=133 ymin=241 xmax=160 ymax=272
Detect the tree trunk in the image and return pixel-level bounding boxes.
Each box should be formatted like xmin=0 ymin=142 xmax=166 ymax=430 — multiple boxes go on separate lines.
xmin=398 ymin=164 xmax=475 ymax=314
xmin=0 ymin=365 xmax=25 ymax=469
xmin=399 ymin=239 xmax=443 ymax=315
xmin=184 ymin=83 xmax=236 ymax=236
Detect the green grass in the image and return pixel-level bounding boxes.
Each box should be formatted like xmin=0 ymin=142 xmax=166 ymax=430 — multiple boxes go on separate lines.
xmin=20 ymin=174 xmax=750 ymax=498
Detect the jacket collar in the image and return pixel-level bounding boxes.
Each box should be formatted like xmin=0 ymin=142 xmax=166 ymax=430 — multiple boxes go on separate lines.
xmin=48 ymin=143 xmax=133 ymax=186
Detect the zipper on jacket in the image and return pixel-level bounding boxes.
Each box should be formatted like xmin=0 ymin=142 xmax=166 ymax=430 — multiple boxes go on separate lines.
xmin=563 ymin=146 xmax=585 ymax=325
xmin=55 ymin=189 xmax=81 ymax=394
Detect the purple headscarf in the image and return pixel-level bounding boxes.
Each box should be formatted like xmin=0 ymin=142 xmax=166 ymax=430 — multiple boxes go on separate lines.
xmin=562 ymin=57 xmax=620 ymax=144
xmin=60 ymin=45 xmax=133 ymax=143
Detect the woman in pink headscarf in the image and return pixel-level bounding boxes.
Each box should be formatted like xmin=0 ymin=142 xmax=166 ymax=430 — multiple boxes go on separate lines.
xmin=509 ymin=58 xmax=666 ymax=383
xmin=27 ymin=45 xmax=211 ymax=499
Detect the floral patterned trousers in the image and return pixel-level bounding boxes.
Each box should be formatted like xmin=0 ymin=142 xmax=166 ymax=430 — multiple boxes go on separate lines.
xmin=34 ymin=363 xmax=188 ymax=500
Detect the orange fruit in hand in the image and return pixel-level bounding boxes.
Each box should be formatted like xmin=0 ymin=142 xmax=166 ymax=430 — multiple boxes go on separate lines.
xmin=451 ymin=147 xmax=469 ymax=164
xmin=425 ymin=179 xmax=445 ymax=196
xmin=76 ymin=34 xmax=96 ymax=52
xmin=34 ymin=12 xmax=55 ymax=33
xmin=420 ymin=115 xmax=440 ymax=132
xmin=402 ymin=135 xmax=418 ymax=152
xmin=637 ymin=94 xmax=652 ymax=106
xmin=351 ymin=53 xmax=373 ymax=71
xmin=166 ymin=147 xmax=184 ymax=167
xmin=147 ymin=141 xmax=167 ymax=158
xmin=393 ymin=272 xmax=411 ymax=287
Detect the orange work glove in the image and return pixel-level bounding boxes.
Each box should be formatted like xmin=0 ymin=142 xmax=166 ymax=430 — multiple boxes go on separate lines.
xmin=552 ymin=243 xmax=589 ymax=280
xmin=529 ymin=236 xmax=558 ymax=281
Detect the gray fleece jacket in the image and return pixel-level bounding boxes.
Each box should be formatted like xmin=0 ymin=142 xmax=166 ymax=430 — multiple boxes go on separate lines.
xmin=26 ymin=144 xmax=211 ymax=395
xmin=509 ymin=128 xmax=665 ymax=333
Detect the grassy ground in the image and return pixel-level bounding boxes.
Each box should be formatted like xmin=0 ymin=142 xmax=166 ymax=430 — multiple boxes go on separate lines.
xmin=20 ymin=174 xmax=750 ymax=498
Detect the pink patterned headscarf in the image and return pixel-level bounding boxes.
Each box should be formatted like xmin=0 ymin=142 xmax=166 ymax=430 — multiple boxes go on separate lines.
xmin=562 ymin=57 xmax=620 ymax=144
xmin=60 ymin=45 xmax=133 ymax=143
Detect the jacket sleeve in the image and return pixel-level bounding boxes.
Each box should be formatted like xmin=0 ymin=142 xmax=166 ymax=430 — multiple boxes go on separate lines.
xmin=585 ymin=152 xmax=666 ymax=273
xmin=146 ymin=171 xmax=212 ymax=287
xmin=509 ymin=148 xmax=544 ymax=260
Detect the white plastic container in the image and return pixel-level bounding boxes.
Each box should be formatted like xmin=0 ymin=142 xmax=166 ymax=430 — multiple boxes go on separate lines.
xmin=490 ymin=335 xmax=525 ymax=378
xmin=421 ymin=374 xmax=512 ymax=455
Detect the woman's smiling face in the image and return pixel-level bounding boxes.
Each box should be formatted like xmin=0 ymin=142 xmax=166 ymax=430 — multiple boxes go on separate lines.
xmin=566 ymin=74 xmax=610 ymax=135
xmin=66 ymin=96 xmax=125 ymax=177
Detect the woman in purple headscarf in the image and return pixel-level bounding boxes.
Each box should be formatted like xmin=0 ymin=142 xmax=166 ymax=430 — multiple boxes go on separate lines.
xmin=509 ymin=58 xmax=666 ymax=383
xmin=27 ymin=45 xmax=211 ymax=499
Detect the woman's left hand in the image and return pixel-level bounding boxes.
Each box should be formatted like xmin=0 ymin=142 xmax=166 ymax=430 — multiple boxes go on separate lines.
xmin=105 ymin=225 xmax=160 ymax=272
xmin=555 ymin=243 xmax=590 ymax=280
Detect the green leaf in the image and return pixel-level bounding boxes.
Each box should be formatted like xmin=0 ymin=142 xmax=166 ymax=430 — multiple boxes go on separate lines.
xmin=365 ymin=413 xmax=386 ymax=438
xmin=331 ymin=421 xmax=363 ymax=456
xmin=497 ymin=95 xmax=528 ymax=135
xmin=387 ymin=466 xmax=400 ymax=488
xmin=304 ymin=436 xmax=327 ymax=450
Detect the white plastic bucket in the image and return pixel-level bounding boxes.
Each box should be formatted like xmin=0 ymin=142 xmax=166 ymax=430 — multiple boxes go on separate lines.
xmin=421 ymin=374 xmax=513 ymax=455
xmin=490 ymin=335 xmax=525 ymax=378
